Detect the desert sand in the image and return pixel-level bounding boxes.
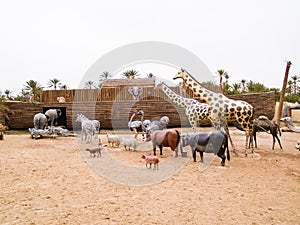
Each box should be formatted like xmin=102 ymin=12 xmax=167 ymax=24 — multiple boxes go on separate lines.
xmin=0 ymin=127 xmax=300 ymax=225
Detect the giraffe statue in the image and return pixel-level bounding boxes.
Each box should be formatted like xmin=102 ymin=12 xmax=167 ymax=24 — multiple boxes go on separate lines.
xmin=173 ymin=69 xmax=254 ymax=156
xmin=155 ymin=82 xmax=211 ymax=130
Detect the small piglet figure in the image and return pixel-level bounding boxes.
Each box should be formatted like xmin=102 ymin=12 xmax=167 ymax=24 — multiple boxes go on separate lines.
xmin=142 ymin=154 xmax=159 ymax=170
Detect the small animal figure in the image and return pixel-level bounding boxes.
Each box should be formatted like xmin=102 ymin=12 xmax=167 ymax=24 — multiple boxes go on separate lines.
xmin=121 ymin=137 xmax=137 ymax=151
xmin=295 ymin=141 xmax=300 ymax=151
xmin=141 ymin=154 xmax=159 ymax=169
xmin=86 ymin=141 xmax=103 ymax=157
xmin=106 ymin=133 xmax=121 ymax=147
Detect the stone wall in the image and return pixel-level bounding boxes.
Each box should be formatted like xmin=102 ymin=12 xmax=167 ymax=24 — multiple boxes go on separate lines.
xmin=226 ymin=91 xmax=277 ymax=120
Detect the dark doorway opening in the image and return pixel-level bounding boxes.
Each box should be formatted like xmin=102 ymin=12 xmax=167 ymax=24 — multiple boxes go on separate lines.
xmin=43 ymin=107 xmax=67 ymax=128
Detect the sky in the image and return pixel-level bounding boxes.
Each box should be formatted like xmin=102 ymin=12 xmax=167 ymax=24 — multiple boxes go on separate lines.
xmin=0 ymin=0 xmax=299 ymax=95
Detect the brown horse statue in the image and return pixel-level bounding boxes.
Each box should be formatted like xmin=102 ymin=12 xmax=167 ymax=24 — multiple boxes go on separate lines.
xmin=145 ymin=129 xmax=181 ymax=156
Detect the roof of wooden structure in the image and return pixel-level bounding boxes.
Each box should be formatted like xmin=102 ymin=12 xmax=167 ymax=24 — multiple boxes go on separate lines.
xmin=102 ymin=78 xmax=155 ymax=87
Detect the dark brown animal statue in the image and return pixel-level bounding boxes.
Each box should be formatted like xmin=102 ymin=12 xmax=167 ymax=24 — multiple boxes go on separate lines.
xmin=250 ymin=116 xmax=282 ymax=150
xmin=145 ymin=129 xmax=181 ymax=156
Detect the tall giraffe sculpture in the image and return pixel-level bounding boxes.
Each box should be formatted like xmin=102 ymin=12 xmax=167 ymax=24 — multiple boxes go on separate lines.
xmin=155 ymin=82 xmax=211 ymax=130
xmin=173 ymin=69 xmax=254 ymax=156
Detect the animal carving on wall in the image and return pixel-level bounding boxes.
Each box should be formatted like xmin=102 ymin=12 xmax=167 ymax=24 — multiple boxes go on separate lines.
xmin=128 ymin=86 xmax=142 ymax=100
xmin=57 ymin=96 xmax=66 ymax=103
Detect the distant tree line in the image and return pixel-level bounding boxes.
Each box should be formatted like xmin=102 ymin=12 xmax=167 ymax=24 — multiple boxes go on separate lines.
xmin=1 ymin=69 xmax=299 ymax=104
xmin=216 ymin=70 xmax=299 ymax=102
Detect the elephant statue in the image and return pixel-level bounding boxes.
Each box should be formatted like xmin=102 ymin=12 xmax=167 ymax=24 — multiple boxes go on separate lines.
xmin=128 ymin=86 xmax=142 ymax=100
xmin=45 ymin=109 xmax=62 ymax=127
xmin=33 ymin=113 xmax=48 ymax=129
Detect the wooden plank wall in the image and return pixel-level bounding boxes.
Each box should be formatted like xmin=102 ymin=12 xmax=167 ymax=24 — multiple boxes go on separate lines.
xmin=5 ymin=102 xmax=44 ymax=129
xmin=5 ymin=91 xmax=277 ymax=130
xmin=5 ymin=101 xmax=192 ymax=130
xmin=41 ymin=86 xmax=186 ymax=103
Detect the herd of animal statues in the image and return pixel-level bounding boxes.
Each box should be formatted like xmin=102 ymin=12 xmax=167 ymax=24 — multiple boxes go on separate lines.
xmin=30 ymin=69 xmax=300 ymax=167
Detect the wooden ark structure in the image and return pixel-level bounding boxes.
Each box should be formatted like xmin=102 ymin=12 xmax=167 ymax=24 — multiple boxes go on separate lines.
xmin=5 ymin=78 xmax=277 ymax=130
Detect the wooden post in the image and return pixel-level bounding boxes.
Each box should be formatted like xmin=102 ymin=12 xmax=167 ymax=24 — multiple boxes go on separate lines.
xmin=277 ymin=61 xmax=292 ymax=126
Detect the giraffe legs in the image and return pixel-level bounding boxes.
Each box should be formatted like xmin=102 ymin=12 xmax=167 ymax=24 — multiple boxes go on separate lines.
xmin=244 ymin=131 xmax=254 ymax=157
xmin=225 ymin=125 xmax=238 ymax=156
xmin=249 ymin=130 xmax=254 ymax=154
xmin=245 ymin=133 xmax=249 ymax=157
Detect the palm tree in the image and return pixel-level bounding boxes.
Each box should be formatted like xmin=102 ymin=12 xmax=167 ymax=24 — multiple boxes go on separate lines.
xmin=4 ymin=90 xmax=12 ymax=99
xmin=84 ymin=80 xmax=96 ymax=89
xmin=277 ymin=61 xmax=292 ymax=125
xmin=146 ymin=73 xmax=155 ymax=78
xmin=247 ymin=80 xmax=269 ymax=93
xmin=216 ymin=69 xmax=228 ymax=90
xmin=287 ymin=80 xmax=293 ymax=94
xmin=222 ymin=74 xmax=230 ymax=94
xmin=122 ymin=69 xmax=140 ymax=79
xmin=98 ymin=71 xmax=112 ymax=87
xmin=23 ymin=80 xmax=43 ymax=102
xmin=47 ymin=78 xmax=61 ymax=90
xmin=60 ymin=84 xmax=69 ymax=90
xmin=224 ymin=74 xmax=229 ymax=84
xmin=232 ymin=83 xmax=241 ymax=94
xmin=290 ymin=75 xmax=299 ymax=94
xmin=241 ymin=79 xmax=247 ymax=92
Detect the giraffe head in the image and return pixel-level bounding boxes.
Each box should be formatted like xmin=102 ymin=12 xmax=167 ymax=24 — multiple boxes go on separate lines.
xmin=173 ymin=69 xmax=189 ymax=91
xmin=173 ymin=68 xmax=188 ymax=81
xmin=154 ymin=80 xmax=163 ymax=89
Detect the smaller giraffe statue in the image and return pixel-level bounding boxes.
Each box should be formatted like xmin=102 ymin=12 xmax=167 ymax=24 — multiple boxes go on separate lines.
xmin=155 ymin=82 xmax=211 ymax=130
xmin=173 ymin=69 xmax=254 ymax=156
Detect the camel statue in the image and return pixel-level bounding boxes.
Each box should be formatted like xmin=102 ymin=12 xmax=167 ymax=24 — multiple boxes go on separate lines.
xmin=251 ymin=116 xmax=282 ymax=150
xmin=280 ymin=117 xmax=300 ymax=132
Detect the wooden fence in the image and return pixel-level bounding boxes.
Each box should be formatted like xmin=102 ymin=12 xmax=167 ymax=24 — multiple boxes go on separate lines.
xmin=5 ymin=90 xmax=277 ymax=130
xmin=3 ymin=77 xmax=277 ymax=130
xmin=41 ymin=86 xmax=193 ymax=103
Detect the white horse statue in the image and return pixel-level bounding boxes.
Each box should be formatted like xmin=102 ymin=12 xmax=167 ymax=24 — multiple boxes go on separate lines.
xmin=75 ymin=114 xmax=97 ymax=143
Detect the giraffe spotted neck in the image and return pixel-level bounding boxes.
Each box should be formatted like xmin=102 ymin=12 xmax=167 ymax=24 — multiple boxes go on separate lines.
xmin=157 ymin=82 xmax=211 ymax=131
xmin=158 ymin=83 xmax=195 ymax=108
xmin=180 ymin=72 xmax=227 ymax=105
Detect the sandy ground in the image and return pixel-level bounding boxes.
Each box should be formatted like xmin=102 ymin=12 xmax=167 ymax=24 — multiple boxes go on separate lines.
xmin=0 ymin=127 xmax=300 ymax=225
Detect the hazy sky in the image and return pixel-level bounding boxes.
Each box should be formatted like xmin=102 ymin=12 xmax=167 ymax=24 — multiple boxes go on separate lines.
xmin=0 ymin=0 xmax=299 ymax=95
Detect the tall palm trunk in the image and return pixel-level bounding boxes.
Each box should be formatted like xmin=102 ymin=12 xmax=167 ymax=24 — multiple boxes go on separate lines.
xmin=277 ymin=61 xmax=292 ymax=126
